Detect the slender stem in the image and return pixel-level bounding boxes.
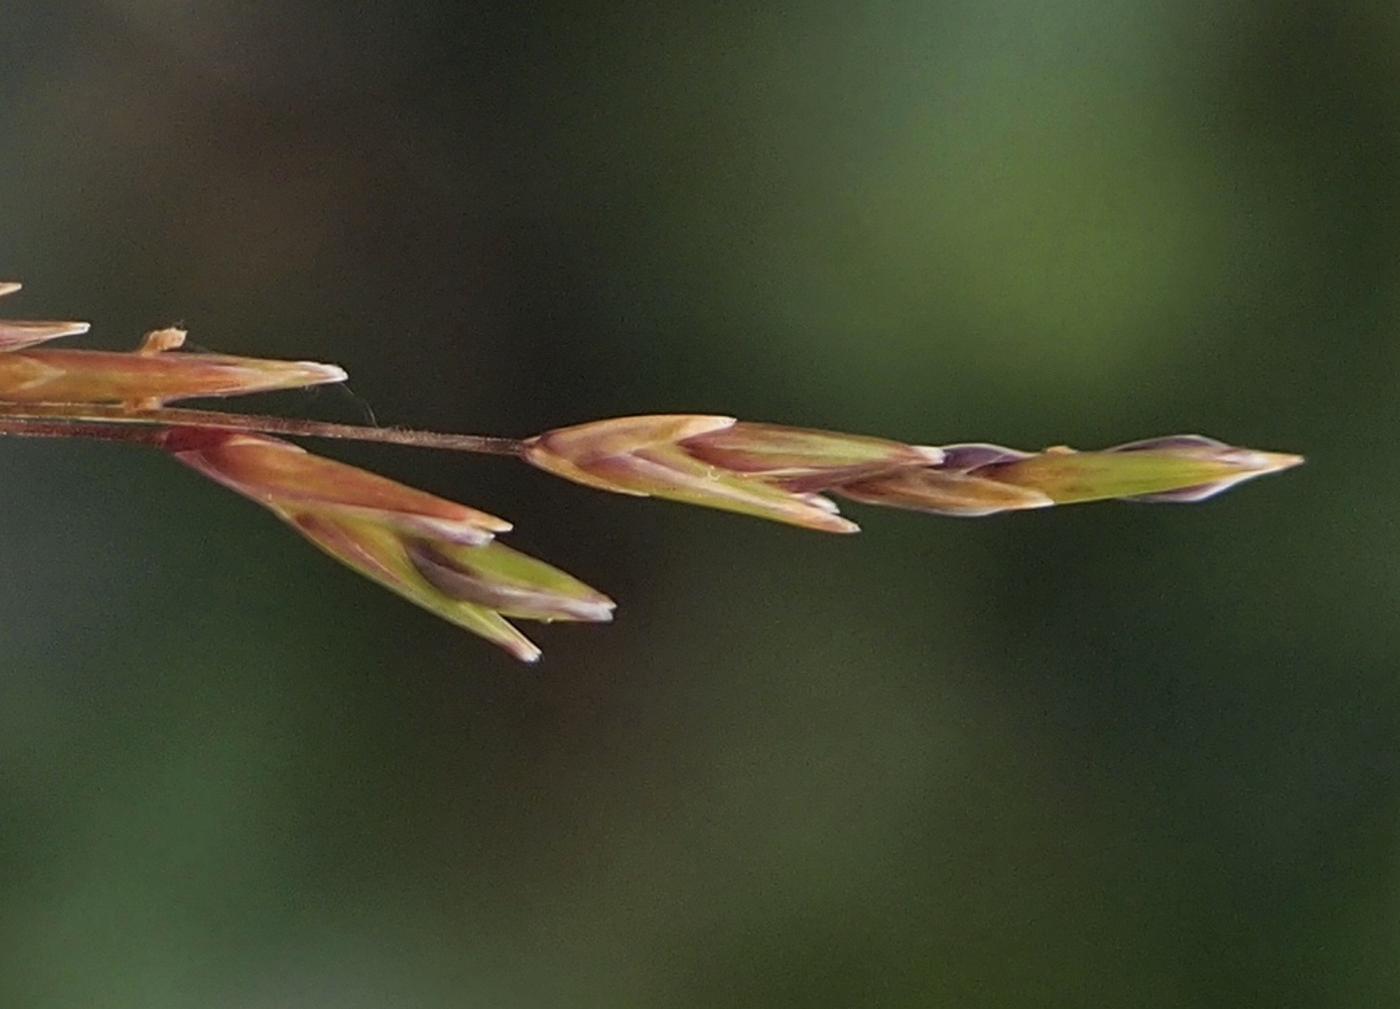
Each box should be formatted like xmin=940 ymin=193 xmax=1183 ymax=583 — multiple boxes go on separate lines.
xmin=0 ymin=418 xmax=171 ymax=445
xmin=0 ymin=403 xmax=527 ymax=456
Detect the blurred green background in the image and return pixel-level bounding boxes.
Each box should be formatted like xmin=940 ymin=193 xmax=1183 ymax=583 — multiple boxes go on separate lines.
xmin=0 ymin=2 xmax=1394 ymax=1006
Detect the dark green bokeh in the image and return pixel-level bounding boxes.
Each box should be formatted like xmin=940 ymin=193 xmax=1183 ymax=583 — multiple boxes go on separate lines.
xmin=1 ymin=3 xmax=1395 ymax=1006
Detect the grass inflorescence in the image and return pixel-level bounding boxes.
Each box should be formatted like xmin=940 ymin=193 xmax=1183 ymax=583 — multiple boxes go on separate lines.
xmin=0 ymin=283 xmax=1303 ymax=661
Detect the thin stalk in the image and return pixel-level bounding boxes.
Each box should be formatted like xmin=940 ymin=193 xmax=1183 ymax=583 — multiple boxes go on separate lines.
xmin=0 ymin=403 xmax=526 ymax=456
xmin=0 ymin=418 xmax=171 ymax=445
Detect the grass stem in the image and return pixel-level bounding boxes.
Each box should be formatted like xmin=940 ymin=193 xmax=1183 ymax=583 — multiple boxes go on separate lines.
xmin=0 ymin=404 xmax=526 ymax=456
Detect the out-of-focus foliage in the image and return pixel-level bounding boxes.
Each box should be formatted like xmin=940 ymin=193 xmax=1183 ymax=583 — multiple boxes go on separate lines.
xmin=0 ymin=3 xmax=1393 ymax=1007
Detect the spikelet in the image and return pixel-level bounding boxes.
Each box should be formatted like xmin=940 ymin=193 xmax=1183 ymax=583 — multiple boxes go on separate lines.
xmin=161 ymin=428 xmax=614 ymax=661
xmin=839 ymin=436 xmax=1305 ymax=516
xmin=524 ymin=415 xmax=942 ymax=533
xmin=0 ymin=286 xmax=344 ymax=406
